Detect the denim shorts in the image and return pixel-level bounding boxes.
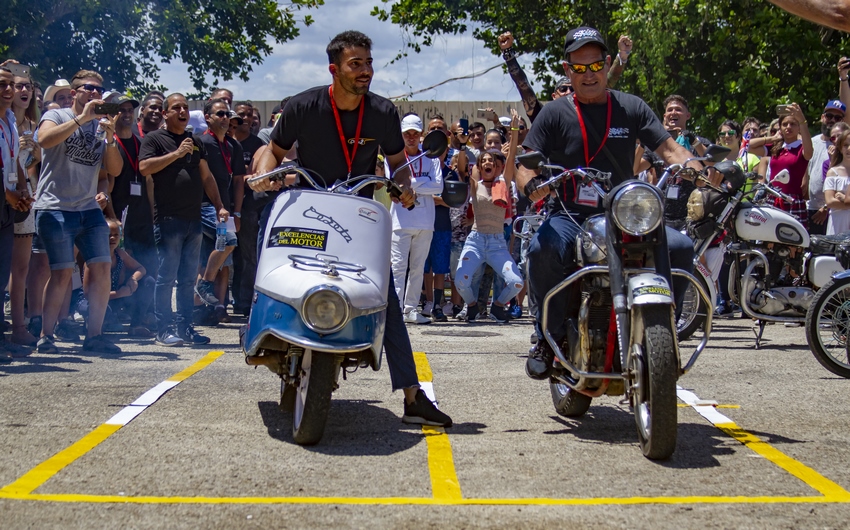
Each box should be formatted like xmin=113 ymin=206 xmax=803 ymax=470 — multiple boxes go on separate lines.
xmin=35 ymin=209 xmax=111 ymax=270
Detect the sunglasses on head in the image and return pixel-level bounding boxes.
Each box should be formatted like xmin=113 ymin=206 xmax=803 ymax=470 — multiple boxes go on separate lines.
xmin=557 ymin=85 xmax=573 ymax=93
xmin=719 ymin=130 xmax=736 ymax=137
xmin=566 ymin=59 xmax=605 ymax=74
xmin=75 ymin=83 xmax=102 ymax=93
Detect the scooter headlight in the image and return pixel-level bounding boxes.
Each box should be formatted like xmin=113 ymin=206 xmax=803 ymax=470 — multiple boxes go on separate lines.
xmin=611 ymin=183 xmax=663 ymax=235
xmin=301 ymin=286 xmax=349 ymax=334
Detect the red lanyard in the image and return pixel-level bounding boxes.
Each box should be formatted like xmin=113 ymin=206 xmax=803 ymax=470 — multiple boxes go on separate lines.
xmin=137 ymin=122 xmax=145 ymax=138
xmin=403 ymin=150 xmax=423 ymax=179
xmin=115 ymin=135 xmax=140 ymax=177
xmin=328 ymin=85 xmax=365 ymax=177
xmin=573 ymin=92 xmax=612 ymax=166
xmin=206 ymin=130 xmax=232 ymax=175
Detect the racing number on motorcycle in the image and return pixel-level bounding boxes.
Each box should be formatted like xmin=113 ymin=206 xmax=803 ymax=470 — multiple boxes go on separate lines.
xmin=268 ymin=226 xmax=329 ymax=251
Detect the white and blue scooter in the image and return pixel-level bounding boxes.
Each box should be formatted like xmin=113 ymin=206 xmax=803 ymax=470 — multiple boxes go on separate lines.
xmin=241 ymin=132 xmax=448 ymax=445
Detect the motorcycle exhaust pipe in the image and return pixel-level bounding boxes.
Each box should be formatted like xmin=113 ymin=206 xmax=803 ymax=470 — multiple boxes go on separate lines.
xmin=245 ymin=355 xmax=281 ymax=367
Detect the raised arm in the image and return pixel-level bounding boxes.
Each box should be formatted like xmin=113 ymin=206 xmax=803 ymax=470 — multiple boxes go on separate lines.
xmin=499 ymin=32 xmax=543 ymax=123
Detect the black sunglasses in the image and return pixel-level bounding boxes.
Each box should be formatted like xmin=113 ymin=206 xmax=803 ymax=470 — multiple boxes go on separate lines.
xmin=76 ymin=83 xmax=103 ymax=93
xmin=557 ymin=85 xmax=573 ymax=94
xmin=213 ymin=110 xmax=228 ymax=118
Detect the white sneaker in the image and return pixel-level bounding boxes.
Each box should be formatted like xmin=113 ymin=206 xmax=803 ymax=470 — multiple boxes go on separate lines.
xmin=421 ymin=301 xmax=433 ymax=317
xmin=442 ymin=301 xmax=453 ymax=315
xmin=455 ymin=305 xmax=468 ymax=320
xmin=403 ymin=310 xmax=431 ymax=324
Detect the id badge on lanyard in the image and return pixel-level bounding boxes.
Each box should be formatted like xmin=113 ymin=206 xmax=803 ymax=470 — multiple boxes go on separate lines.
xmin=130 ymin=182 xmax=142 ymax=196
xmin=576 ymin=184 xmax=599 ymax=207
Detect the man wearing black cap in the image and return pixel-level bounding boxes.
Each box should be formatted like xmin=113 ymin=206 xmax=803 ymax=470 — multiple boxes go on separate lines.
xmin=498 ymin=31 xmax=632 ymax=123
xmin=517 ymin=26 xmax=701 ymax=380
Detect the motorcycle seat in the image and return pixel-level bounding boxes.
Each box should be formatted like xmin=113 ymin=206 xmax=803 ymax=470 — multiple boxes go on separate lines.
xmin=810 ymin=233 xmax=850 ymax=256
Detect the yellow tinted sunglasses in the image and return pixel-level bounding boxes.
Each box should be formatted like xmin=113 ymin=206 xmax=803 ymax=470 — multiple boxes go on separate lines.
xmin=566 ymin=60 xmax=605 ymax=74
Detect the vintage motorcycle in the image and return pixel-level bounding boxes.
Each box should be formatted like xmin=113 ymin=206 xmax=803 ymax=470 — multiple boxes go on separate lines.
xmin=241 ymin=132 xmax=447 ymax=445
xmin=518 ymin=152 xmax=710 ymax=460
xmin=684 ymin=167 xmax=845 ymax=348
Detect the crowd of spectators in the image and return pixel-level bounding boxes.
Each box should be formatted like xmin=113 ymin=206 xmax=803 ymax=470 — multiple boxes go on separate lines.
xmin=0 ymin=31 xmax=849 ymax=361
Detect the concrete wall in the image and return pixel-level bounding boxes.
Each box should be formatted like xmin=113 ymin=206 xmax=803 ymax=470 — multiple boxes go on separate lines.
xmin=189 ymin=100 xmax=526 ymax=128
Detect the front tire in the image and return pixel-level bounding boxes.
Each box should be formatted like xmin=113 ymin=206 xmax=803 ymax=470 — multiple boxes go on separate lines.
xmin=550 ymin=379 xmax=592 ymax=417
xmin=677 ymin=274 xmax=710 ymax=342
xmin=805 ymin=277 xmax=850 ymax=378
xmin=292 ymin=349 xmax=336 ymax=445
xmin=632 ymin=305 xmax=678 ymax=460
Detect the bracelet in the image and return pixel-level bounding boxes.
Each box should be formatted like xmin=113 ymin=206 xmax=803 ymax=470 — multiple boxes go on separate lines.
xmin=510 ymin=127 xmax=520 ymax=131
xmin=502 ymin=47 xmax=517 ymax=61
xmin=841 ymin=77 xmax=849 ymax=82
xmin=233 ymin=212 xmax=242 ymax=218
xmin=72 ymin=117 xmax=82 ymax=128
xmin=618 ymin=55 xmax=628 ymax=66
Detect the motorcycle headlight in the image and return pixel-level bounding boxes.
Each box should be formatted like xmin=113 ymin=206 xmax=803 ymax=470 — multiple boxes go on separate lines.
xmin=611 ymin=183 xmax=663 ymax=235
xmin=301 ymin=286 xmax=349 ymax=334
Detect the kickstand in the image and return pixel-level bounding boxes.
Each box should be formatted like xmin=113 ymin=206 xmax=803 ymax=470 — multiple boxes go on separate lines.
xmin=752 ymin=320 xmax=766 ymax=349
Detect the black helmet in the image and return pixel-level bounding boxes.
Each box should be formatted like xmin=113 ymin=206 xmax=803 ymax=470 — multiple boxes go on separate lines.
xmin=713 ymin=159 xmax=746 ymax=193
xmin=441 ymin=180 xmax=469 ymax=208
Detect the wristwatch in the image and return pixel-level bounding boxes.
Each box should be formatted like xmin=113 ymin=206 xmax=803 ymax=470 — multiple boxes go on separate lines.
xmin=233 ymin=212 xmax=241 ymax=218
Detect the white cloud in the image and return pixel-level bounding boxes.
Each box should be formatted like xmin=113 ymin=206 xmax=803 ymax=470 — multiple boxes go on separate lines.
xmin=155 ymin=0 xmax=543 ymax=102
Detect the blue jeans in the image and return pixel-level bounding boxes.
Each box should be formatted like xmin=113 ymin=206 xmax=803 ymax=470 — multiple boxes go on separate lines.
xmin=256 ymin=195 xmax=418 ymax=391
xmin=455 ymin=231 xmax=523 ymax=306
xmin=528 ymin=212 xmax=694 ymax=342
xmin=35 ymin=209 xmax=111 ymax=270
xmin=154 ymin=217 xmax=202 ymax=333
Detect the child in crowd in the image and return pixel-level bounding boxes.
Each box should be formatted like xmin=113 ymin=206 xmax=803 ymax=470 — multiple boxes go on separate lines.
xmin=105 ymin=218 xmax=155 ymax=337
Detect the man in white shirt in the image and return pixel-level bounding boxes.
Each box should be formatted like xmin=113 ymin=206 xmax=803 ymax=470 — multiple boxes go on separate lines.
xmin=391 ymin=114 xmax=443 ymax=324
xmin=807 ymin=99 xmax=847 ymax=235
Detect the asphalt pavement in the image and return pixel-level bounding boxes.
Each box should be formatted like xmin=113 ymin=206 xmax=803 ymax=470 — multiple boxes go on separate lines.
xmin=1 ymin=310 xmax=849 ymax=528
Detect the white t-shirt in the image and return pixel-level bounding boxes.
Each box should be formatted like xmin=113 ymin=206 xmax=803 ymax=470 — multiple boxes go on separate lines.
xmin=807 ymin=135 xmax=830 ymax=210
xmin=824 ymin=172 xmax=850 ymax=235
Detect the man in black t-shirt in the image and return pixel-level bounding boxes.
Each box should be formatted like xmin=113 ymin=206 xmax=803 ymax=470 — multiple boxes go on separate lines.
xmin=194 ymin=99 xmax=246 ymax=322
xmin=248 ymin=30 xmax=451 ymax=428
xmin=516 ymin=26 xmax=701 ymax=380
xmin=139 ymin=93 xmax=230 ymax=348
xmin=230 ymin=101 xmax=268 ymax=315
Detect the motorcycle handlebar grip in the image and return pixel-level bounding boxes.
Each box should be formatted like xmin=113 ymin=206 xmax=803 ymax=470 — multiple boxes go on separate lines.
xmin=388 ymin=181 xmax=416 ymax=211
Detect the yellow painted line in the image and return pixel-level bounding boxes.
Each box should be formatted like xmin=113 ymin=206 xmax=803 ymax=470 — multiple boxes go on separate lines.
xmin=1 ymin=492 xmax=848 ymax=506
xmin=412 ymin=352 xmax=461 ymax=501
xmin=413 ymin=351 xmax=432 ymax=383
xmin=716 ymin=423 xmax=850 ymax=501
xmin=0 ymin=351 xmax=224 ymax=497
xmin=678 ymin=387 xmax=850 ymax=500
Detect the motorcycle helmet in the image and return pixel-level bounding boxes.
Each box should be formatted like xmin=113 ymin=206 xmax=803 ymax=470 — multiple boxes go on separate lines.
xmin=713 ymin=159 xmax=746 ymax=193
xmin=441 ymin=179 xmax=469 ymax=208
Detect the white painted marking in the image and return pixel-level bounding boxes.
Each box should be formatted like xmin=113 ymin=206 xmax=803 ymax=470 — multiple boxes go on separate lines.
xmin=131 ymin=381 xmax=179 ymax=406
xmin=106 ymin=405 xmax=147 ymax=426
xmin=677 ymin=386 xmax=734 ymax=425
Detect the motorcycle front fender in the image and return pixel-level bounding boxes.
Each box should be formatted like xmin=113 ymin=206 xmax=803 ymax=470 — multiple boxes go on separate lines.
xmin=627 ymin=273 xmax=674 ymax=307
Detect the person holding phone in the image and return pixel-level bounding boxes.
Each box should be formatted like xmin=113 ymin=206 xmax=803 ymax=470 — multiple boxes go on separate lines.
xmin=32 ymin=69 xmax=123 ymax=354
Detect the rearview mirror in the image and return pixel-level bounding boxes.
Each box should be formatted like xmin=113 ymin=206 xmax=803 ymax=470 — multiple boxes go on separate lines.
xmin=421 ymin=130 xmax=448 ymax=159
xmin=771 ymin=169 xmax=790 ymax=185
xmin=704 ymin=144 xmax=732 ymax=164
xmin=517 ymin=151 xmax=546 ymax=170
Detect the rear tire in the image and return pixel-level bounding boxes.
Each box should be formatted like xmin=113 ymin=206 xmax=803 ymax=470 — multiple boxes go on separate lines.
xmin=292 ymin=349 xmax=336 ymax=445
xmin=550 ymin=379 xmax=592 ymax=417
xmin=805 ymin=277 xmax=850 ymax=378
xmin=632 ymin=305 xmax=678 ymax=460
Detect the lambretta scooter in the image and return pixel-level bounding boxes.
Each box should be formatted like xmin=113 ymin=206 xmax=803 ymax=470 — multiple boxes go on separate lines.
xmin=241 ymin=131 xmax=447 ymax=445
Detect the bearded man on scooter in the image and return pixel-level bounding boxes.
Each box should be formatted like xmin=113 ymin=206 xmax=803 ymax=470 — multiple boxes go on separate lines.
xmin=248 ymin=30 xmax=452 ymax=428
xmin=516 ymin=26 xmax=704 ymax=380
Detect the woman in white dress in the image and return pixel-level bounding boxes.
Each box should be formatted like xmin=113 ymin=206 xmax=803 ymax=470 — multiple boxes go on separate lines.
xmin=825 ymin=130 xmax=850 ymax=235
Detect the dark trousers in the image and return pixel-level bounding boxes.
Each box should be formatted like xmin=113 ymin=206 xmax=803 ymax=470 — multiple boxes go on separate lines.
xmin=528 ymin=213 xmax=694 ymax=342
xmin=235 ymin=207 xmax=261 ymax=310
xmin=154 ymin=217 xmax=202 ymax=333
xmin=257 ymin=197 xmax=419 ymax=391
xmin=808 ymin=209 xmax=827 ymax=236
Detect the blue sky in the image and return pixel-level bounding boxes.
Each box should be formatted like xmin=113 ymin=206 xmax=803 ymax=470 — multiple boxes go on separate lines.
xmin=157 ymin=0 xmax=541 ymax=102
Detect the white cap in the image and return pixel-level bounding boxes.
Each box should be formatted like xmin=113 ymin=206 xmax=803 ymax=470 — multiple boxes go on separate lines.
xmin=499 ymin=116 xmax=511 ymax=127
xmin=401 ymin=114 xmax=423 ymax=132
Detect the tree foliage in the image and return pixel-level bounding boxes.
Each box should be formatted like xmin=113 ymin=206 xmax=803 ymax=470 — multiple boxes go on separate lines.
xmin=0 ymin=0 xmax=323 ymax=94
xmin=373 ymin=0 xmax=849 ymax=134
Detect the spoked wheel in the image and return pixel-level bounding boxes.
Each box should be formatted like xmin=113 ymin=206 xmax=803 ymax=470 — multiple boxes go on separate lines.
xmin=292 ymin=349 xmax=336 ymax=445
xmin=677 ymin=274 xmax=710 ymax=342
xmin=805 ymin=277 xmax=850 ymax=378
xmin=631 ymin=305 xmax=678 ymax=460
xmin=550 ymin=378 xmax=592 ymax=417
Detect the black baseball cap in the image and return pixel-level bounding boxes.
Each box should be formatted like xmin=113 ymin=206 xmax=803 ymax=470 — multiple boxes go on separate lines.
xmin=564 ymin=26 xmax=608 ymax=56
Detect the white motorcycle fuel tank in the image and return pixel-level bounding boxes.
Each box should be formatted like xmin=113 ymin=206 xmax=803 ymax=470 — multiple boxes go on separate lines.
xmin=735 ymin=205 xmax=810 ymax=248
